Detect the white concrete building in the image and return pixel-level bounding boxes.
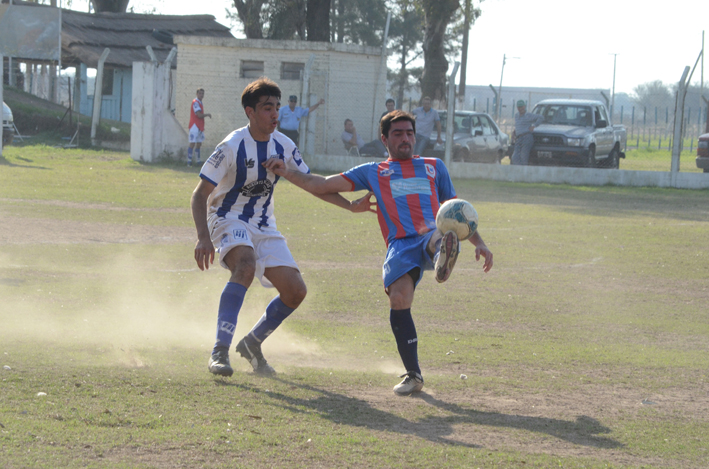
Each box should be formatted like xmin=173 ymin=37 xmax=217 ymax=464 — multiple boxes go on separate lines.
xmin=173 ymin=36 xmax=388 ymax=156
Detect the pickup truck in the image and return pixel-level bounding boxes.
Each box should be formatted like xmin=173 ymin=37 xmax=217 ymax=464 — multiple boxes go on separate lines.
xmin=528 ymin=99 xmax=626 ymax=168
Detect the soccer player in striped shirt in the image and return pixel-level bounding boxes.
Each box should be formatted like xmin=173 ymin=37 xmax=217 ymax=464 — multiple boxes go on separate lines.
xmin=264 ymin=110 xmax=494 ymax=395
xmin=191 ymin=77 xmax=372 ymax=377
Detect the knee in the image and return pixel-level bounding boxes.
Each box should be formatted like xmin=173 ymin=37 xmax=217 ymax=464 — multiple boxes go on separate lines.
xmin=388 ymin=290 xmax=410 ymax=310
xmin=281 ymin=283 xmax=307 ymax=308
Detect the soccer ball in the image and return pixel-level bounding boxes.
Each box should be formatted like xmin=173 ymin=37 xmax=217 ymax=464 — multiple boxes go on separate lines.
xmin=435 ymin=199 xmax=478 ymax=240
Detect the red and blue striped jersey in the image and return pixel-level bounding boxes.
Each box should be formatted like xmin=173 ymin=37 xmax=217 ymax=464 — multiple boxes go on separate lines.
xmin=341 ymin=157 xmax=456 ymax=246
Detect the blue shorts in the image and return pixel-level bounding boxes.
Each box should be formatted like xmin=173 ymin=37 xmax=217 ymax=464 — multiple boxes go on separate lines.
xmin=382 ymin=231 xmax=437 ymax=289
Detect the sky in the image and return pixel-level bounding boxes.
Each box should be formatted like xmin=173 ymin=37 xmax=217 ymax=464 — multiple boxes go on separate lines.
xmin=64 ymin=0 xmax=709 ymax=95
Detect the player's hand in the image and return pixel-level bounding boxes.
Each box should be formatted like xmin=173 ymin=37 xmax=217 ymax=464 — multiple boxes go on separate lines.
xmin=194 ymin=238 xmax=215 ymax=271
xmin=263 ymin=158 xmax=286 ymax=175
xmin=350 ymin=191 xmax=377 ymax=214
xmin=475 ymin=244 xmax=493 ymax=273
xmin=318 ymin=99 xmax=325 ymax=105
xmin=436 ymin=136 xmax=443 ymax=145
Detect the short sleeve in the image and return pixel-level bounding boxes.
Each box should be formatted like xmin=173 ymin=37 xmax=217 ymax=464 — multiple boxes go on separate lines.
xmin=341 ymin=163 xmax=375 ymax=192
xmin=284 ymin=145 xmax=310 ymax=175
xmin=192 ymin=100 xmax=202 ymax=113
xmin=435 ymin=160 xmax=456 ymax=201
xmin=434 ymin=110 xmax=441 ymax=121
xmin=200 ymin=144 xmax=233 ymax=187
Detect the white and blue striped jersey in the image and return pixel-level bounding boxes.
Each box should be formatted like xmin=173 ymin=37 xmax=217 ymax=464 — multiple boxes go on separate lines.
xmin=199 ymin=126 xmax=310 ymax=230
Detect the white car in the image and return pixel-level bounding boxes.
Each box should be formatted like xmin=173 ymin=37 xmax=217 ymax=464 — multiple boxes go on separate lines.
xmin=2 ymin=101 xmax=13 ymax=147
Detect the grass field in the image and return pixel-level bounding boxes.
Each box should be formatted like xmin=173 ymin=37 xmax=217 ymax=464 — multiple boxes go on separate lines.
xmin=1 ymin=146 xmax=708 ymax=468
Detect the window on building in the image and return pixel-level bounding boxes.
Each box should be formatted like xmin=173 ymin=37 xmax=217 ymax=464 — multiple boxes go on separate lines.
xmin=102 ymin=68 xmax=114 ymax=96
xmin=241 ymin=61 xmax=264 ymax=79
xmin=281 ymin=62 xmax=304 ymax=80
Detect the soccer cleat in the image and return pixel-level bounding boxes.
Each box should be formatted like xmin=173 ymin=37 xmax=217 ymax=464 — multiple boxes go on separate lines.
xmin=208 ymin=348 xmax=233 ymax=377
xmin=435 ymin=230 xmax=459 ymax=283
xmin=393 ymin=371 xmax=424 ymax=395
xmin=236 ymin=337 xmax=276 ymax=375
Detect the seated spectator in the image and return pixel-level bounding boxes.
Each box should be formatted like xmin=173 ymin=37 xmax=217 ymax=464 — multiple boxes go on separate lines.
xmin=342 ymin=118 xmax=389 ymax=158
xmin=342 ymin=119 xmax=365 ymax=153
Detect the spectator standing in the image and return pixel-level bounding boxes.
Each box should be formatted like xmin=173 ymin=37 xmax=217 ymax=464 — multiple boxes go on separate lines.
xmin=381 ymin=98 xmax=396 ymax=120
xmin=412 ymin=96 xmax=442 ymax=155
xmin=277 ymin=95 xmax=324 ymax=146
xmin=187 ymin=88 xmax=212 ymax=166
xmin=511 ymin=100 xmax=544 ymax=165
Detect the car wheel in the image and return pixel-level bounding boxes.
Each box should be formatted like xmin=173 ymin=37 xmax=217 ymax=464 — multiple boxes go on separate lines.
xmin=585 ymin=147 xmax=596 ymax=168
xmin=452 ymin=146 xmax=470 ymax=162
xmin=606 ymin=147 xmax=620 ymax=169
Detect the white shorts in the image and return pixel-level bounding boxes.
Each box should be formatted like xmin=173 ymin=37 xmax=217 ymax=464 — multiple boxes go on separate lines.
xmin=209 ymin=217 xmax=299 ymax=288
xmin=189 ymin=124 xmax=205 ymax=143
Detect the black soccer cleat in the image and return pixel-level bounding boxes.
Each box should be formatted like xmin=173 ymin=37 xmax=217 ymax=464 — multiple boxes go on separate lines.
xmin=236 ymin=337 xmax=276 ymax=375
xmin=208 ymin=348 xmax=233 ymax=377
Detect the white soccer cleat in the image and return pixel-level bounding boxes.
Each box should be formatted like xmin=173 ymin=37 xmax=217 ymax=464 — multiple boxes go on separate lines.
xmin=393 ymin=371 xmax=424 ymax=395
xmin=435 ymin=230 xmax=459 ymax=283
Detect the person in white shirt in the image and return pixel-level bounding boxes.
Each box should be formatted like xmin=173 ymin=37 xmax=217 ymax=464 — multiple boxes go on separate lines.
xmin=191 ymin=77 xmax=371 ymax=377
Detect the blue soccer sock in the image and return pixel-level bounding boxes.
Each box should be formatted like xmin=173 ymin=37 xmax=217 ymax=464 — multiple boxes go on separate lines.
xmin=195 ymin=148 xmax=201 ymax=163
xmin=248 ymin=296 xmax=295 ymax=343
xmin=390 ymin=308 xmax=421 ymax=374
xmin=213 ymin=282 xmax=248 ymax=353
xmin=187 ymin=146 xmax=193 ymax=164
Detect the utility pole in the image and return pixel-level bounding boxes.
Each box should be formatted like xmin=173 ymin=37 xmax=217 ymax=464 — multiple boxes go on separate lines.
xmin=610 ymin=53 xmax=618 ymax=119
xmin=458 ymin=0 xmax=471 ymax=100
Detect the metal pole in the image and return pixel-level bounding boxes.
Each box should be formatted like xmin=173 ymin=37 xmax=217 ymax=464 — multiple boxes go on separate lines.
xmin=496 ymin=54 xmax=506 ymax=121
xmin=444 ymin=61 xmax=460 ymax=167
xmin=91 ymin=48 xmax=110 ymax=146
xmin=610 ymin=53 xmax=617 ymax=120
xmin=671 ymin=66 xmax=690 ymax=173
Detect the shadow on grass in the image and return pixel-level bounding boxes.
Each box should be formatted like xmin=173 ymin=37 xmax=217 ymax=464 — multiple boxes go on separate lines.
xmin=215 ymin=377 xmax=623 ymax=450
xmin=0 ymin=155 xmax=49 ymax=169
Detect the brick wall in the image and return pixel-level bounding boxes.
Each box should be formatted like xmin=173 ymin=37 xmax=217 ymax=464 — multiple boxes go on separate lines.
xmin=174 ymin=36 xmax=387 ymax=157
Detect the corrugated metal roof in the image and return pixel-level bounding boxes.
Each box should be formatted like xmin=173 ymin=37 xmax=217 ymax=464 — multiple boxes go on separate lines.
xmin=61 ymin=8 xmax=233 ymax=68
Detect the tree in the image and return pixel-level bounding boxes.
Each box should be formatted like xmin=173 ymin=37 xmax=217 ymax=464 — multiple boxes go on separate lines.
xmin=306 ymin=0 xmax=330 ymax=41
xmin=420 ymin=0 xmax=459 ymax=102
xmin=387 ymin=0 xmax=424 ymax=108
xmin=330 ymin=0 xmax=387 ymax=46
xmin=266 ymin=0 xmax=306 ymax=40
xmin=90 ymin=0 xmax=130 ymax=12
xmin=233 ymin=0 xmax=269 ymax=39
xmin=632 ymin=80 xmax=673 ymax=111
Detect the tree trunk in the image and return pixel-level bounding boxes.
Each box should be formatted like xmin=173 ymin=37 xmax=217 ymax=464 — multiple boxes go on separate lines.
xmin=91 ymin=0 xmax=130 ymax=13
xmin=306 ymin=0 xmax=330 ymax=42
xmin=234 ymin=0 xmax=267 ymax=39
xmin=420 ymin=0 xmax=459 ymax=102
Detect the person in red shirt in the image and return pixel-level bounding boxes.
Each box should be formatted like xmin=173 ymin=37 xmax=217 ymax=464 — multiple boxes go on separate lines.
xmin=188 ymin=88 xmax=212 ymax=166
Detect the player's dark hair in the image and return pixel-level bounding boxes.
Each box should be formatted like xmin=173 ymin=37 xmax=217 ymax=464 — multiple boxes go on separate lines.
xmin=241 ymin=77 xmax=281 ymax=110
xmin=380 ymin=110 xmax=416 ymax=138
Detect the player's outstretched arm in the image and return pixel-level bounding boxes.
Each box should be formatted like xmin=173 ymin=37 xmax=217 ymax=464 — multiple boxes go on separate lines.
xmin=191 ymin=179 xmax=216 ymax=271
xmin=469 ymin=231 xmax=493 ymax=273
xmin=314 ymin=191 xmax=377 ymax=214
xmin=263 ymin=158 xmax=351 ymax=195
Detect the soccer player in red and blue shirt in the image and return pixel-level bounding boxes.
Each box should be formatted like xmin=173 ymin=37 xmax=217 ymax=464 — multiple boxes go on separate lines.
xmin=264 ymin=110 xmax=493 ymax=395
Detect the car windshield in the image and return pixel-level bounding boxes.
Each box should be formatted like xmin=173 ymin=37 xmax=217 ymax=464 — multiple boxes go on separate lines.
xmin=533 ymin=104 xmax=593 ymax=126
xmin=439 ymin=113 xmax=473 ymax=134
